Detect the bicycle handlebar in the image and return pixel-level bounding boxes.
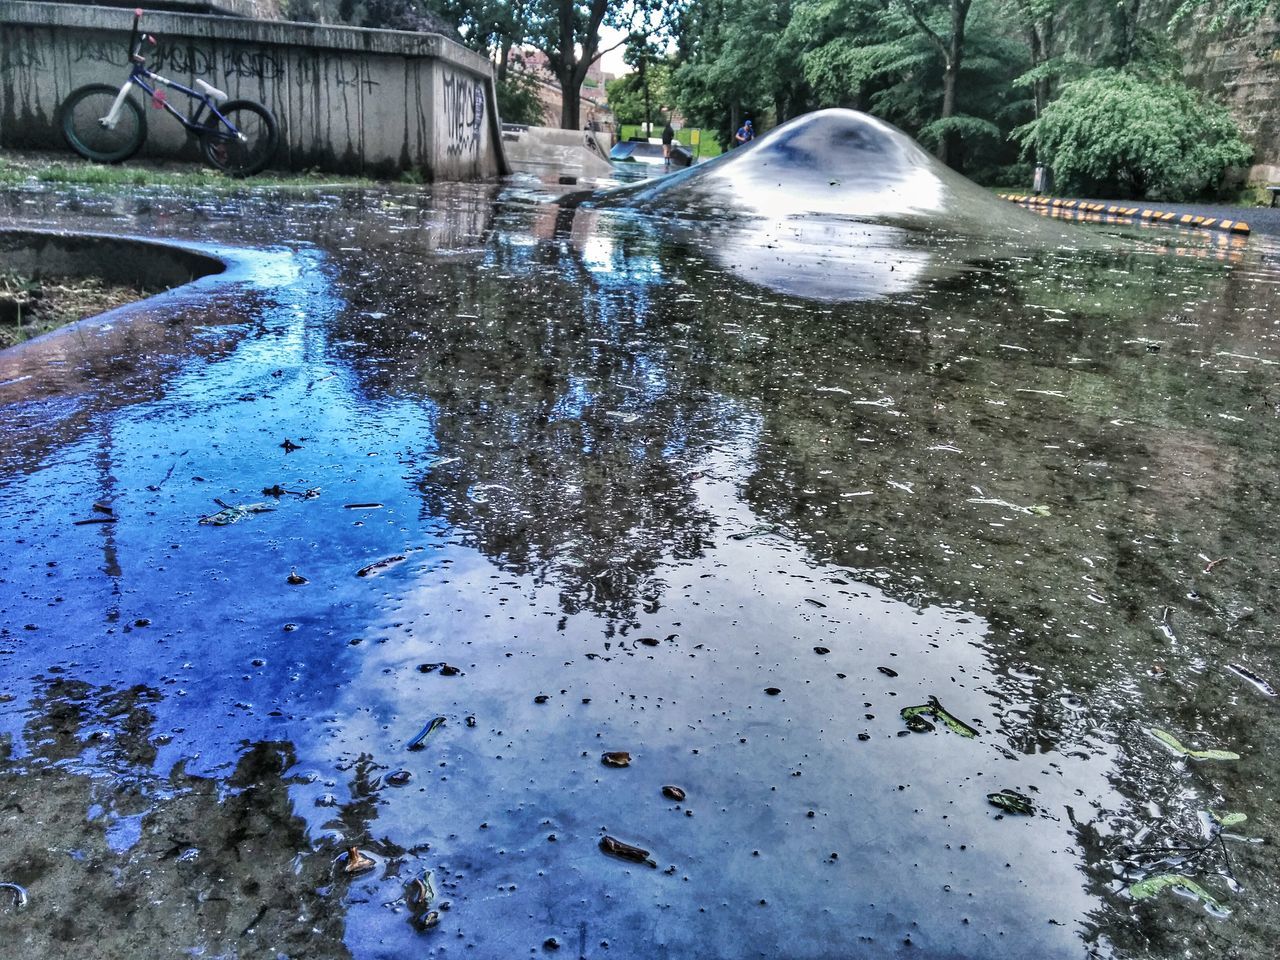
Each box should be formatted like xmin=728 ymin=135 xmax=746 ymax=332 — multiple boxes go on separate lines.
xmin=128 ymin=9 xmax=157 ymax=64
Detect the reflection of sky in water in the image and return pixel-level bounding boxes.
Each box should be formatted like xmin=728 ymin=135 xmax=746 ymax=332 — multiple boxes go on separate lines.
xmin=0 ymin=186 xmax=1278 ymax=958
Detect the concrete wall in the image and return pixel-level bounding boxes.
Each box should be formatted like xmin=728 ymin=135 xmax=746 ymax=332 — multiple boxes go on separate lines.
xmin=0 ymin=1 xmax=509 ymax=180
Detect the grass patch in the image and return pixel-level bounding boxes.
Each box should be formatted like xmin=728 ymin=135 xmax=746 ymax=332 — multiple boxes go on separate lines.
xmin=619 ymin=125 xmax=724 ymax=160
xmin=0 ymin=151 xmax=375 ymax=190
xmin=0 ymin=271 xmax=154 ymax=349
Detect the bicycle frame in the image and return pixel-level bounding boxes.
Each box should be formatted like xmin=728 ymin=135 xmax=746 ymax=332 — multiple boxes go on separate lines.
xmin=99 ymin=63 xmax=246 ymax=144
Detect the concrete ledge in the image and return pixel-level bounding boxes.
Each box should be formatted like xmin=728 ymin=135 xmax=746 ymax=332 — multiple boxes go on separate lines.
xmin=2 ymin=2 xmax=492 ymax=75
xmin=0 ymin=227 xmax=226 ymax=289
xmin=1 ymin=1 xmax=507 ymax=179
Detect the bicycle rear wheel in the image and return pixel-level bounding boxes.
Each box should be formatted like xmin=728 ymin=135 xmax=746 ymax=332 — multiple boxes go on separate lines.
xmin=201 ymin=100 xmax=278 ymax=177
xmin=60 ymin=83 xmax=147 ymax=163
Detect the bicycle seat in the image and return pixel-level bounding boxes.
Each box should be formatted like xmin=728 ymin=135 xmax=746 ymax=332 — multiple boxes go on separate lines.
xmin=195 ymin=79 xmax=228 ymax=104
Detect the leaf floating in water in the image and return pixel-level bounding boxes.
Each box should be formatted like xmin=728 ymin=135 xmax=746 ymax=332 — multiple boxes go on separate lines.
xmin=637 ymin=637 xmax=660 ymax=647
xmin=0 ymin=881 xmax=28 ymax=909
xmin=286 ymin=568 xmax=308 ymax=585
xmin=662 ymin=785 xmax=686 ymax=801
xmin=406 ymin=871 xmax=436 ymax=907
xmin=987 ymin=790 xmax=1035 ymax=815
xmin=344 ymin=502 xmax=384 ymax=510
xmin=1213 ymin=811 xmax=1248 ymax=828
xmin=599 ymin=835 xmax=655 ymax=866
xmin=280 ymin=438 xmax=303 ymax=452
xmin=1226 ymin=663 xmax=1277 ymax=697
xmin=1148 ymin=727 xmax=1239 ymax=761
xmin=406 ymin=716 xmax=445 ymax=752
xmin=601 ymin=751 xmax=632 ymax=768
xmin=728 ymin=523 xmax=782 ymax=541
xmin=356 ymin=554 xmax=407 ymax=577
xmin=198 ymin=501 xmax=276 ymax=526
xmin=814 ymin=646 xmax=830 ymax=655
xmin=878 ymin=666 xmax=898 ymax=677
xmin=899 ymin=697 xmax=979 ymax=738
xmin=764 ymin=687 xmax=781 ymax=696
xmin=342 ymin=846 xmax=376 ymax=876
xmin=1128 ymin=874 xmax=1230 ymax=916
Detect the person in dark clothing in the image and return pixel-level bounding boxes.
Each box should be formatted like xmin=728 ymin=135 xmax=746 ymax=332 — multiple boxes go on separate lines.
xmin=662 ymin=121 xmax=675 ymax=166
xmin=733 ymin=119 xmax=754 ymax=147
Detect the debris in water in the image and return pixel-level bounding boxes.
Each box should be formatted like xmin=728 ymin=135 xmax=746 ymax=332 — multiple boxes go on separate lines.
xmin=534 ymin=694 xmax=550 ymax=704
xmin=342 ymin=847 xmax=376 ymax=876
xmin=92 ymin=502 xmax=114 ymax=515
xmin=198 ymin=500 xmax=276 ymax=526
xmin=903 ymin=713 xmax=935 ymax=733
xmin=1207 ymin=810 xmax=1248 ymax=829
xmin=662 ymin=785 xmax=686 ymax=801
xmin=73 ymin=517 xmax=117 ymax=525
xmin=601 ymin=751 xmax=632 ymax=768
xmin=1127 ymin=874 xmax=1229 ymax=916
xmin=987 ymin=790 xmax=1035 ymax=815
xmin=0 ymin=882 xmax=28 ymax=909
xmin=344 ymin=502 xmax=384 ymax=509
xmin=814 ymin=646 xmax=830 ymax=655
xmin=439 ymin=664 xmax=461 ymax=676
xmin=386 ymin=770 xmax=412 ymax=787
xmin=280 ymin=438 xmax=302 ymax=452
xmin=729 ymin=523 xmax=782 ymax=541
xmin=407 ymin=716 xmax=445 ymax=751
xmin=899 ymin=697 xmax=979 ymax=738
xmin=878 ymin=666 xmax=898 ymax=677
xmin=544 ymin=936 xmax=561 ymax=950
xmin=764 ymin=687 xmax=781 ymax=696
xmin=1148 ymin=727 xmax=1239 ymax=761
xmin=1226 ymin=663 xmax=1276 ymax=697
xmin=1203 ymin=556 xmax=1229 ymax=573
xmin=599 ymin=835 xmax=656 ymax=866
xmin=356 ymin=554 xmax=406 ymax=577
xmin=287 ymin=568 xmax=308 ymax=585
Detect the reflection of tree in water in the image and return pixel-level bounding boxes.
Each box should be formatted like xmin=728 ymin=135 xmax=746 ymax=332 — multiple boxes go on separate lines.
xmin=330 ymin=213 xmax=720 ymax=626
xmin=0 ymin=677 xmax=354 ymax=958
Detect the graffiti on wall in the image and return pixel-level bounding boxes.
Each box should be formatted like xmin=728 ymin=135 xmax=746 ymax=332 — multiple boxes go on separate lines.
xmin=152 ymin=43 xmax=216 ymax=77
xmin=72 ymin=38 xmax=117 ymax=65
xmin=442 ymin=70 xmax=484 ymax=158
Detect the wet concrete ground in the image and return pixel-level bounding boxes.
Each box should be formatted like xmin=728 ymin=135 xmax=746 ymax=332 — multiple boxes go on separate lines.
xmin=0 ymin=172 xmax=1278 ymax=959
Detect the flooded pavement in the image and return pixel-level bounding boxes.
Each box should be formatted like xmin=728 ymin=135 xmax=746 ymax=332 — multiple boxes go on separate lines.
xmin=1 ymin=151 xmax=1279 ymax=960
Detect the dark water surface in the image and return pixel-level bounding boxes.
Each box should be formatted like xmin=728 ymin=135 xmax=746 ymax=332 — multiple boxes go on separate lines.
xmin=0 ymin=176 xmax=1278 ymax=960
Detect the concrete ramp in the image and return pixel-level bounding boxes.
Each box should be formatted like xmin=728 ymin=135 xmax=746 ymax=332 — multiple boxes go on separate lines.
xmin=501 ymin=124 xmax=613 ymax=180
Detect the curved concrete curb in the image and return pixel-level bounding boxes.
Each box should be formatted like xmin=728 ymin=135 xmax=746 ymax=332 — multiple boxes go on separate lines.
xmin=1000 ymin=194 xmax=1252 ymax=236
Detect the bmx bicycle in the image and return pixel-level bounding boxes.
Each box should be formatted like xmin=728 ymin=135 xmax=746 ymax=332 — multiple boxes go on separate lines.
xmin=58 ymin=8 xmax=279 ymax=177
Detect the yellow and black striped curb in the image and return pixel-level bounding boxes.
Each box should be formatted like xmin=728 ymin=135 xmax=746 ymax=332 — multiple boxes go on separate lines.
xmin=999 ymin=195 xmax=1251 ymax=236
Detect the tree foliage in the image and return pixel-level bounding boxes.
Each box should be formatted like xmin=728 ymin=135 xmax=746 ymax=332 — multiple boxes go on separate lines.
xmin=1013 ymin=69 xmax=1252 ymax=199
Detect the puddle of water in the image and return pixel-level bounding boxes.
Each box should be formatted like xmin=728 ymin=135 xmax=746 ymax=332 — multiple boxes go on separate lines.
xmin=0 ymin=177 xmax=1277 ymax=959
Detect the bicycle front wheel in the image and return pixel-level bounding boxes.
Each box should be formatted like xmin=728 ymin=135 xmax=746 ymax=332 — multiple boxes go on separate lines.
xmin=60 ymin=83 xmax=147 ymax=163
xmin=201 ymin=100 xmax=278 ymax=177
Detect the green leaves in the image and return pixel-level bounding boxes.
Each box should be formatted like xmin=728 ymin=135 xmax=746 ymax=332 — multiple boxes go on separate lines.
xmin=1128 ymin=874 xmax=1230 ymax=916
xmin=1148 ymin=727 xmax=1241 ymax=761
xmin=1013 ymin=68 xmax=1252 ymax=200
xmin=900 ymin=697 xmax=980 ymax=737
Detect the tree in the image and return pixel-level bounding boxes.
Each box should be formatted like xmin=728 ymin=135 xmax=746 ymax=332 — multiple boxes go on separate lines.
xmin=522 ymin=1 xmax=679 ymax=129
xmin=1013 ymin=69 xmax=1251 ymax=199
xmin=606 ymin=52 xmax=673 ymax=127
xmin=875 ymin=0 xmax=974 ymax=164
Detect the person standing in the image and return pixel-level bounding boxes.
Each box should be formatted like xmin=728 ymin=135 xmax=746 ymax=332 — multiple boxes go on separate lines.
xmin=662 ymin=121 xmax=675 ymax=167
xmin=733 ymin=119 xmax=754 ymax=148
